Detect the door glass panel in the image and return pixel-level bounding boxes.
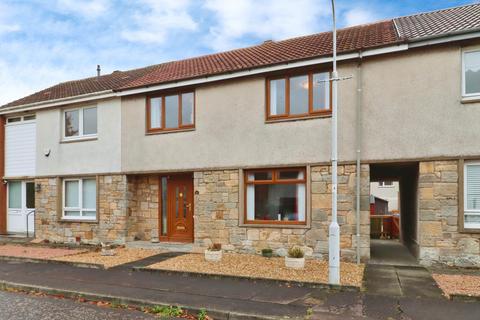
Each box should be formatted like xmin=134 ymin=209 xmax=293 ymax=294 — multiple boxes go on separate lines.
xmin=65 ymin=110 xmax=79 ymax=137
xmin=165 ymin=95 xmax=179 ymax=128
xmin=183 ymin=186 xmax=187 ymax=218
xmin=175 ymin=186 xmax=179 ymax=218
xmin=65 ymin=180 xmax=79 ymax=207
xmin=289 ymin=75 xmax=309 ymax=114
xmin=26 ymin=182 xmax=35 ymax=209
xmin=181 ymin=93 xmax=194 ymax=125
xmin=8 ymin=181 xmax=21 ymax=209
xmin=161 ymin=177 xmax=167 ymax=236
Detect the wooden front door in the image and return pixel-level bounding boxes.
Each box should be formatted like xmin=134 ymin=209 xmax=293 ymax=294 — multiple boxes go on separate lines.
xmin=166 ymin=174 xmax=194 ymax=242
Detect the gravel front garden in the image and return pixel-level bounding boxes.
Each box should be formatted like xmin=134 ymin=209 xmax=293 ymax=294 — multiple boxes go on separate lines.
xmin=433 ymin=273 xmax=480 ymax=299
xmin=147 ymin=253 xmax=365 ymax=287
xmin=53 ymin=248 xmax=164 ymax=268
xmin=0 ymin=244 xmax=86 ymax=259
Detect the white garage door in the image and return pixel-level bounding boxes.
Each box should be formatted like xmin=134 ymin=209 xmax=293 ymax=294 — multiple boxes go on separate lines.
xmin=5 ymin=116 xmax=36 ymax=177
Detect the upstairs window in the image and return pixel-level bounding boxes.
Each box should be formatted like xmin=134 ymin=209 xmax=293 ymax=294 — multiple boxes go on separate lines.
xmin=463 ymin=49 xmax=480 ymax=97
xmin=267 ymin=71 xmax=331 ymax=120
xmin=64 ymin=106 xmax=97 ymax=139
xmin=465 ymin=162 xmax=480 ymax=229
xmin=245 ymin=168 xmax=306 ymax=225
xmin=147 ymin=92 xmax=195 ymax=133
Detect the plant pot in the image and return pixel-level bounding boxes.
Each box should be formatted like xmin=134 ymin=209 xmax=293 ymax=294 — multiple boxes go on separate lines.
xmin=204 ymin=249 xmax=222 ymax=262
xmin=285 ymin=256 xmax=305 ymax=269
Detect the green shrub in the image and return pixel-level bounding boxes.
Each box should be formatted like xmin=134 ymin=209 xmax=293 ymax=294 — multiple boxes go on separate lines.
xmin=261 ymin=248 xmax=273 ymax=257
xmin=197 ymin=308 xmax=208 ymax=320
xmin=150 ymin=305 xmax=183 ymax=317
xmin=288 ymin=247 xmax=304 ymax=258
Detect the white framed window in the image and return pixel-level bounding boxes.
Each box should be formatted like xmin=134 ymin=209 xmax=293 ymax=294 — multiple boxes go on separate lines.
xmin=464 ymin=161 xmax=480 ymax=229
xmin=6 ymin=114 xmax=36 ymax=125
xmin=462 ymin=49 xmax=480 ymax=97
xmin=63 ymin=106 xmax=97 ymax=140
xmin=63 ymin=178 xmax=97 ymax=220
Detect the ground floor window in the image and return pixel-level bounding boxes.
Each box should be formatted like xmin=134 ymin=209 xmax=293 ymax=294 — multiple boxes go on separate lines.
xmin=63 ymin=178 xmax=97 ymax=220
xmin=245 ymin=168 xmax=306 ymax=225
xmin=465 ymin=161 xmax=480 ymax=229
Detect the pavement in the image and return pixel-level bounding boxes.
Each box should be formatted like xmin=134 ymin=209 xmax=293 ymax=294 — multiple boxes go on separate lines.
xmin=0 ymin=290 xmax=156 ymax=320
xmin=0 ymin=255 xmax=479 ymax=319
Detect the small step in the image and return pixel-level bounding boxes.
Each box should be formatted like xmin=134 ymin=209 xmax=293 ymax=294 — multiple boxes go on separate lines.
xmin=126 ymin=241 xmax=194 ymax=253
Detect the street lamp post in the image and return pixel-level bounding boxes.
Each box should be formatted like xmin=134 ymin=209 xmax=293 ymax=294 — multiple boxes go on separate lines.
xmin=328 ymin=0 xmax=340 ymax=285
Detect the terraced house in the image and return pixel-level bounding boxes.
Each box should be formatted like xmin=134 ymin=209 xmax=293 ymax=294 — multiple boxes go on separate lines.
xmin=1 ymin=4 xmax=480 ymax=267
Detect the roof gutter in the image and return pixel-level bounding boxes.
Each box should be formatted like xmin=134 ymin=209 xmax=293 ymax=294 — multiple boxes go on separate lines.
xmin=0 ymin=43 xmax=409 ymax=114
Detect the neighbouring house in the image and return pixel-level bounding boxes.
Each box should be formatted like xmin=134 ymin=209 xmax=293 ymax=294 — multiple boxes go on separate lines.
xmin=370 ymin=181 xmax=400 ymax=212
xmin=1 ymin=4 xmax=480 ymax=267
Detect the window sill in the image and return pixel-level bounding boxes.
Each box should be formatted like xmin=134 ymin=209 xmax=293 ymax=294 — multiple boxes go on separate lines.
xmin=461 ymin=95 xmax=480 ymax=104
xmin=146 ymin=127 xmax=195 ymax=135
xmin=265 ymin=113 xmax=331 ymax=124
xmin=60 ymin=218 xmax=98 ymax=224
xmin=240 ymin=222 xmax=310 ymax=229
xmin=60 ymin=136 xmax=98 ymax=144
xmin=459 ymin=228 xmax=480 ymax=234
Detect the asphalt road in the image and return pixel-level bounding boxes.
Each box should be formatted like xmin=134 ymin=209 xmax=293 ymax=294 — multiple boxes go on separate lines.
xmin=0 ymin=291 xmax=157 ymax=320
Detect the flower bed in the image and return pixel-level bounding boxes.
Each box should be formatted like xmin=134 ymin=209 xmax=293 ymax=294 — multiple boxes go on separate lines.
xmin=146 ymin=253 xmax=364 ymax=287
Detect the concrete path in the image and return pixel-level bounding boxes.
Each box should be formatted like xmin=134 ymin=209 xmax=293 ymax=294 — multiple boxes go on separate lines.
xmin=369 ymin=239 xmax=418 ymax=267
xmin=364 ymin=264 xmax=443 ymax=298
xmin=0 ymin=260 xmax=478 ymax=320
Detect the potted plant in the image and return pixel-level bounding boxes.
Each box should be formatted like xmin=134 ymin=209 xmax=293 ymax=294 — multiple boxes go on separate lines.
xmin=204 ymin=243 xmax=222 ymax=262
xmin=285 ymin=247 xmax=305 ymax=269
xmin=261 ymin=248 xmax=273 ymax=258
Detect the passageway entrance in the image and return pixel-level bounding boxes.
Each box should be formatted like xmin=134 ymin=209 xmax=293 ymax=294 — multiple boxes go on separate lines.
xmin=369 ymin=162 xmax=419 ymax=266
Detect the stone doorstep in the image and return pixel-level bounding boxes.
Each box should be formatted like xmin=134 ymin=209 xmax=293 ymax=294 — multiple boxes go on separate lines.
xmin=0 ymin=255 xmax=104 ymax=270
xmin=0 ymin=280 xmax=291 ymax=320
xmin=132 ymin=266 xmax=361 ymax=292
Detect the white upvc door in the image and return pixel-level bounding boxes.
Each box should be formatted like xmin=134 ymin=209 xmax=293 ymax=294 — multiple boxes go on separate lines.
xmin=7 ymin=181 xmax=35 ymax=234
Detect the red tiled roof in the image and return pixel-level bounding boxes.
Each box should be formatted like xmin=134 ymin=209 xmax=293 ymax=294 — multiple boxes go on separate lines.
xmin=119 ymin=20 xmax=399 ymax=90
xmin=394 ymin=3 xmax=480 ymax=40
xmin=1 ymin=20 xmax=400 ymax=109
xmin=3 ymin=3 xmax=480 ymax=109
xmin=2 ymin=66 xmax=157 ymax=108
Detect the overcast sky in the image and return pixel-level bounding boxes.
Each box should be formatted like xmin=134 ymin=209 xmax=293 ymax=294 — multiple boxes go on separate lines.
xmin=0 ymin=0 xmax=477 ymax=105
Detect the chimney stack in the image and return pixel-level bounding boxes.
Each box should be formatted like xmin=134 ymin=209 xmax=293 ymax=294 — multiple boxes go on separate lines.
xmin=97 ymin=65 xmax=101 ymax=77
